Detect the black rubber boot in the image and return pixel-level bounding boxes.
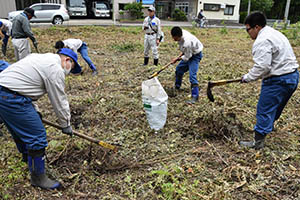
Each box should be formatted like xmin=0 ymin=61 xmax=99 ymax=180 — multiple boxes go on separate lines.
xmin=28 ymin=149 xmax=61 ymax=189
xmin=143 ymin=57 xmax=149 ymax=66
xmin=239 ymin=131 xmax=265 ymax=150
xmin=154 ymin=59 xmax=159 ymax=66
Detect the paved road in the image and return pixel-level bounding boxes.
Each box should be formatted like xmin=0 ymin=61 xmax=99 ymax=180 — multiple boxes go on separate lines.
xmin=31 ymin=19 xmax=244 ymax=29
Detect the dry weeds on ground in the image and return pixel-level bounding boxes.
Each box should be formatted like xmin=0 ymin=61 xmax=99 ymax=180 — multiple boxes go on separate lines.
xmin=0 ymin=26 xmax=300 ymax=200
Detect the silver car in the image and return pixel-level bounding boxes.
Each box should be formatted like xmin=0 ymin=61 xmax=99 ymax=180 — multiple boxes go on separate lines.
xmin=8 ymin=3 xmax=70 ymax=25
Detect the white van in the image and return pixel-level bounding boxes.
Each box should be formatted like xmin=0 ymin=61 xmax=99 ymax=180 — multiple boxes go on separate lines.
xmin=92 ymin=1 xmax=111 ymax=18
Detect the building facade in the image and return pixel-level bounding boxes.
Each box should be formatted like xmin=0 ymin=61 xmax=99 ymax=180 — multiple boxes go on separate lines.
xmin=155 ymin=0 xmax=240 ymax=23
xmin=198 ymin=0 xmax=240 ymax=23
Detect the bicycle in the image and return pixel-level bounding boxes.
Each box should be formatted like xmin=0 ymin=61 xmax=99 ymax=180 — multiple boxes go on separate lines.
xmin=193 ymin=17 xmax=209 ymax=28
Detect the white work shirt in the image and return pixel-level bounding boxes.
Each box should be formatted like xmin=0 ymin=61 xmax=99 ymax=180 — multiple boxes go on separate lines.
xmin=0 ymin=53 xmax=71 ymax=127
xmin=244 ymin=26 xmax=299 ymax=82
xmin=0 ymin=18 xmax=12 ymax=35
xmin=63 ymin=38 xmax=83 ymax=53
xmin=178 ymin=30 xmax=203 ymax=61
xmin=142 ymin=16 xmax=162 ymax=39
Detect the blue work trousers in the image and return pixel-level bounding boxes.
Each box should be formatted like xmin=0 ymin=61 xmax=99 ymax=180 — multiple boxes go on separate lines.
xmin=2 ymin=30 xmax=9 ymax=46
xmin=0 ymin=86 xmax=47 ymax=151
xmin=78 ymin=42 xmax=97 ymax=71
xmin=175 ymin=52 xmax=202 ymax=88
xmin=255 ymin=70 xmax=299 ymax=135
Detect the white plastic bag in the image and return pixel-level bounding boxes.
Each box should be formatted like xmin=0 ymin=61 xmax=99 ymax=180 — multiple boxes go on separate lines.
xmin=142 ymin=77 xmax=168 ymax=131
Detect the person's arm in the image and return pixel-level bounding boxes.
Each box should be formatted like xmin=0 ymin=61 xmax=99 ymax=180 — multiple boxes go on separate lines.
xmin=21 ymin=17 xmax=36 ymax=43
xmin=156 ymin=19 xmax=162 ymax=45
xmin=0 ymin=23 xmax=4 ymax=39
xmin=171 ymin=52 xmax=184 ymax=64
xmin=45 ymin=71 xmax=71 ymax=127
xmin=142 ymin=18 xmax=148 ymax=30
xmin=181 ymin=41 xmax=193 ymax=61
xmin=242 ymin=41 xmax=272 ymax=82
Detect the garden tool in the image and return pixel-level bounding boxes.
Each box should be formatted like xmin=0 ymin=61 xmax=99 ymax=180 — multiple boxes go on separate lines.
xmin=207 ymin=78 xmax=242 ymax=102
xmin=148 ymin=61 xmax=173 ymax=79
xmin=42 ymin=119 xmax=118 ymax=152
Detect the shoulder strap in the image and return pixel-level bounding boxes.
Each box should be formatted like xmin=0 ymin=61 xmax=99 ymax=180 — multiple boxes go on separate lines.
xmin=148 ymin=17 xmax=157 ymax=33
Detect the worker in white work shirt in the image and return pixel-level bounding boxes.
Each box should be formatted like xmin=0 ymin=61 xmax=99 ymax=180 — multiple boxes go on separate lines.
xmin=55 ymin=38 xmax=98 ymax=76
xmin=0 ymin=18 xmax=12 ymax=56
xmin=142 ymin=5 xmax=162 ymax=66
xmin=0 ymin=48 xmax=80 ymax=190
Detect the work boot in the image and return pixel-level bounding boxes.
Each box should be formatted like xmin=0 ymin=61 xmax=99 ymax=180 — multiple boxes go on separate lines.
xmin=154 ymin=59 xmax=159 ymax=66
xmin=92 ymin=70 xmax=98 ymax=76
xmin=143 ymin=57 xmax=149 ymax=66
xmin=186 ymin=85 xmax=199 ymax=104
xmin=28 ymin=149 xmax=61 ymax=190
xmin=239 ymin=131 xmax=265 ymax=150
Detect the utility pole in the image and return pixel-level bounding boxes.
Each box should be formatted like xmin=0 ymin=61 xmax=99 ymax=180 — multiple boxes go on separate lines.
xmin=284 ymin=0 xmax=291 ymax=23
xmin=247 ymin=0 xmax=251 ymax=15
xmin=113 ymin=0 xmax=118 ymax=25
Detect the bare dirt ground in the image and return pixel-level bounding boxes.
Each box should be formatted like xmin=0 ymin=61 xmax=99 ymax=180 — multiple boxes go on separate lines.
xmin=0 ymin=25 xmax=300 ymax=200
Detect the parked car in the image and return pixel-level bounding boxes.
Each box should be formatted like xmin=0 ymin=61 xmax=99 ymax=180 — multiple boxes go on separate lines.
xmin=8 ymin=3 xmax=70 ymax=25
xmin=68 ymin=0 xmax=87 ymax=17
xmin=92 ymin=1 xmax=111 ymax=18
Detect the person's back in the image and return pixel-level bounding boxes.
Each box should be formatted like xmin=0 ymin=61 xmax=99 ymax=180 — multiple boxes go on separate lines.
xmin=12 ymin=14 xmax=33 ymax=40
xmin=253 ymin=26 xmax=297 ymax=77
xmin=0 ymin=53 xmax=63 ymax=100
xmin=197 ymin=11 xmax=204 ymax=20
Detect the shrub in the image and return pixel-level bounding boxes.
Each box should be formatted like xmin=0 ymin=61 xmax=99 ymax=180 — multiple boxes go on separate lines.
xmin=172 ymin=8 xmax=187 ymax=21
xmin=124 ymin=2 xmax=143 ymax=19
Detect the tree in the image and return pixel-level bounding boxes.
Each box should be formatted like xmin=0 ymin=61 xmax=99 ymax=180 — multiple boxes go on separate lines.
xmin=240 ymin=0 xmax=274 ymax=13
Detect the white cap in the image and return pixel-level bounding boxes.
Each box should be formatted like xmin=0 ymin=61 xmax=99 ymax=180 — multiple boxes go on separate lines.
xmin=148 ymin=5 xmax=155 ymax=12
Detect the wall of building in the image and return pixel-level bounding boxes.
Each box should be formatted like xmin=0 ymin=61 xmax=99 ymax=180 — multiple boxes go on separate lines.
xmin=0 ymin=0 xmax=17 ymax=18
xmin=113 ymin=0 xmax=136 ymax=21
xmin=198 ymin=0 xmax=240 ymax=22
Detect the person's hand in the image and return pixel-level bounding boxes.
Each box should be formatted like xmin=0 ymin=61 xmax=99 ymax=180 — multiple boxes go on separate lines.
xmin=171 ymin=57 xmax=179 ymax=64
xmin=156 ymin=39 xmax=160 ymax=46
xmin=62 ymin=125 xmax=73 ymax=136
xmin=241 ymin=75 xmax=248 ymax=83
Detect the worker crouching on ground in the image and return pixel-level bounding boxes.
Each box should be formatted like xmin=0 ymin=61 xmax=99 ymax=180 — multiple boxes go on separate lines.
xmin=0 ymin=48 xmax=81 ymax=189
xmin=55 ymin=38 xmax=98 ymax=76
xmin=170 ymin=26 xmax=203 ymax=104
xmin=142 ymin=5 xmax=162 ymax=66
xmin=239 ymin=12 xmax=299 ymax=150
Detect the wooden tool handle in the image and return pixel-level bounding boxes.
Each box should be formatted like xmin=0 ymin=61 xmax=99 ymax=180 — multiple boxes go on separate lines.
xmin=42 ymin=119 xmax=99 ymax=143
xmin=148 ymin=62 xmax=173 ymax=79
xmin=42 ymin=119 xmax=118 ymax=152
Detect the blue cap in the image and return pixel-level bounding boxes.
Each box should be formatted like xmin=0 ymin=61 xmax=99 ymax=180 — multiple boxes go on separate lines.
xmin=57 ymin=48 xmax=82 ymax=74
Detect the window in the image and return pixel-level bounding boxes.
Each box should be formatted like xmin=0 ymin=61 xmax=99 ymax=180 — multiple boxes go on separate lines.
xmin=96 ymin=3 xmax=108 ymax=10
xmin=203 ymin=3 xmax=220 ymax=11
xmin=224 ymin=5 xmax=234 ymax=15
xmin=175 ymin=2 xmax=189 ymax=15
xmin=31 ymin=5 xmax=43 ymax=11
xmin=42 ymin=5 xmax=60 ymax=10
